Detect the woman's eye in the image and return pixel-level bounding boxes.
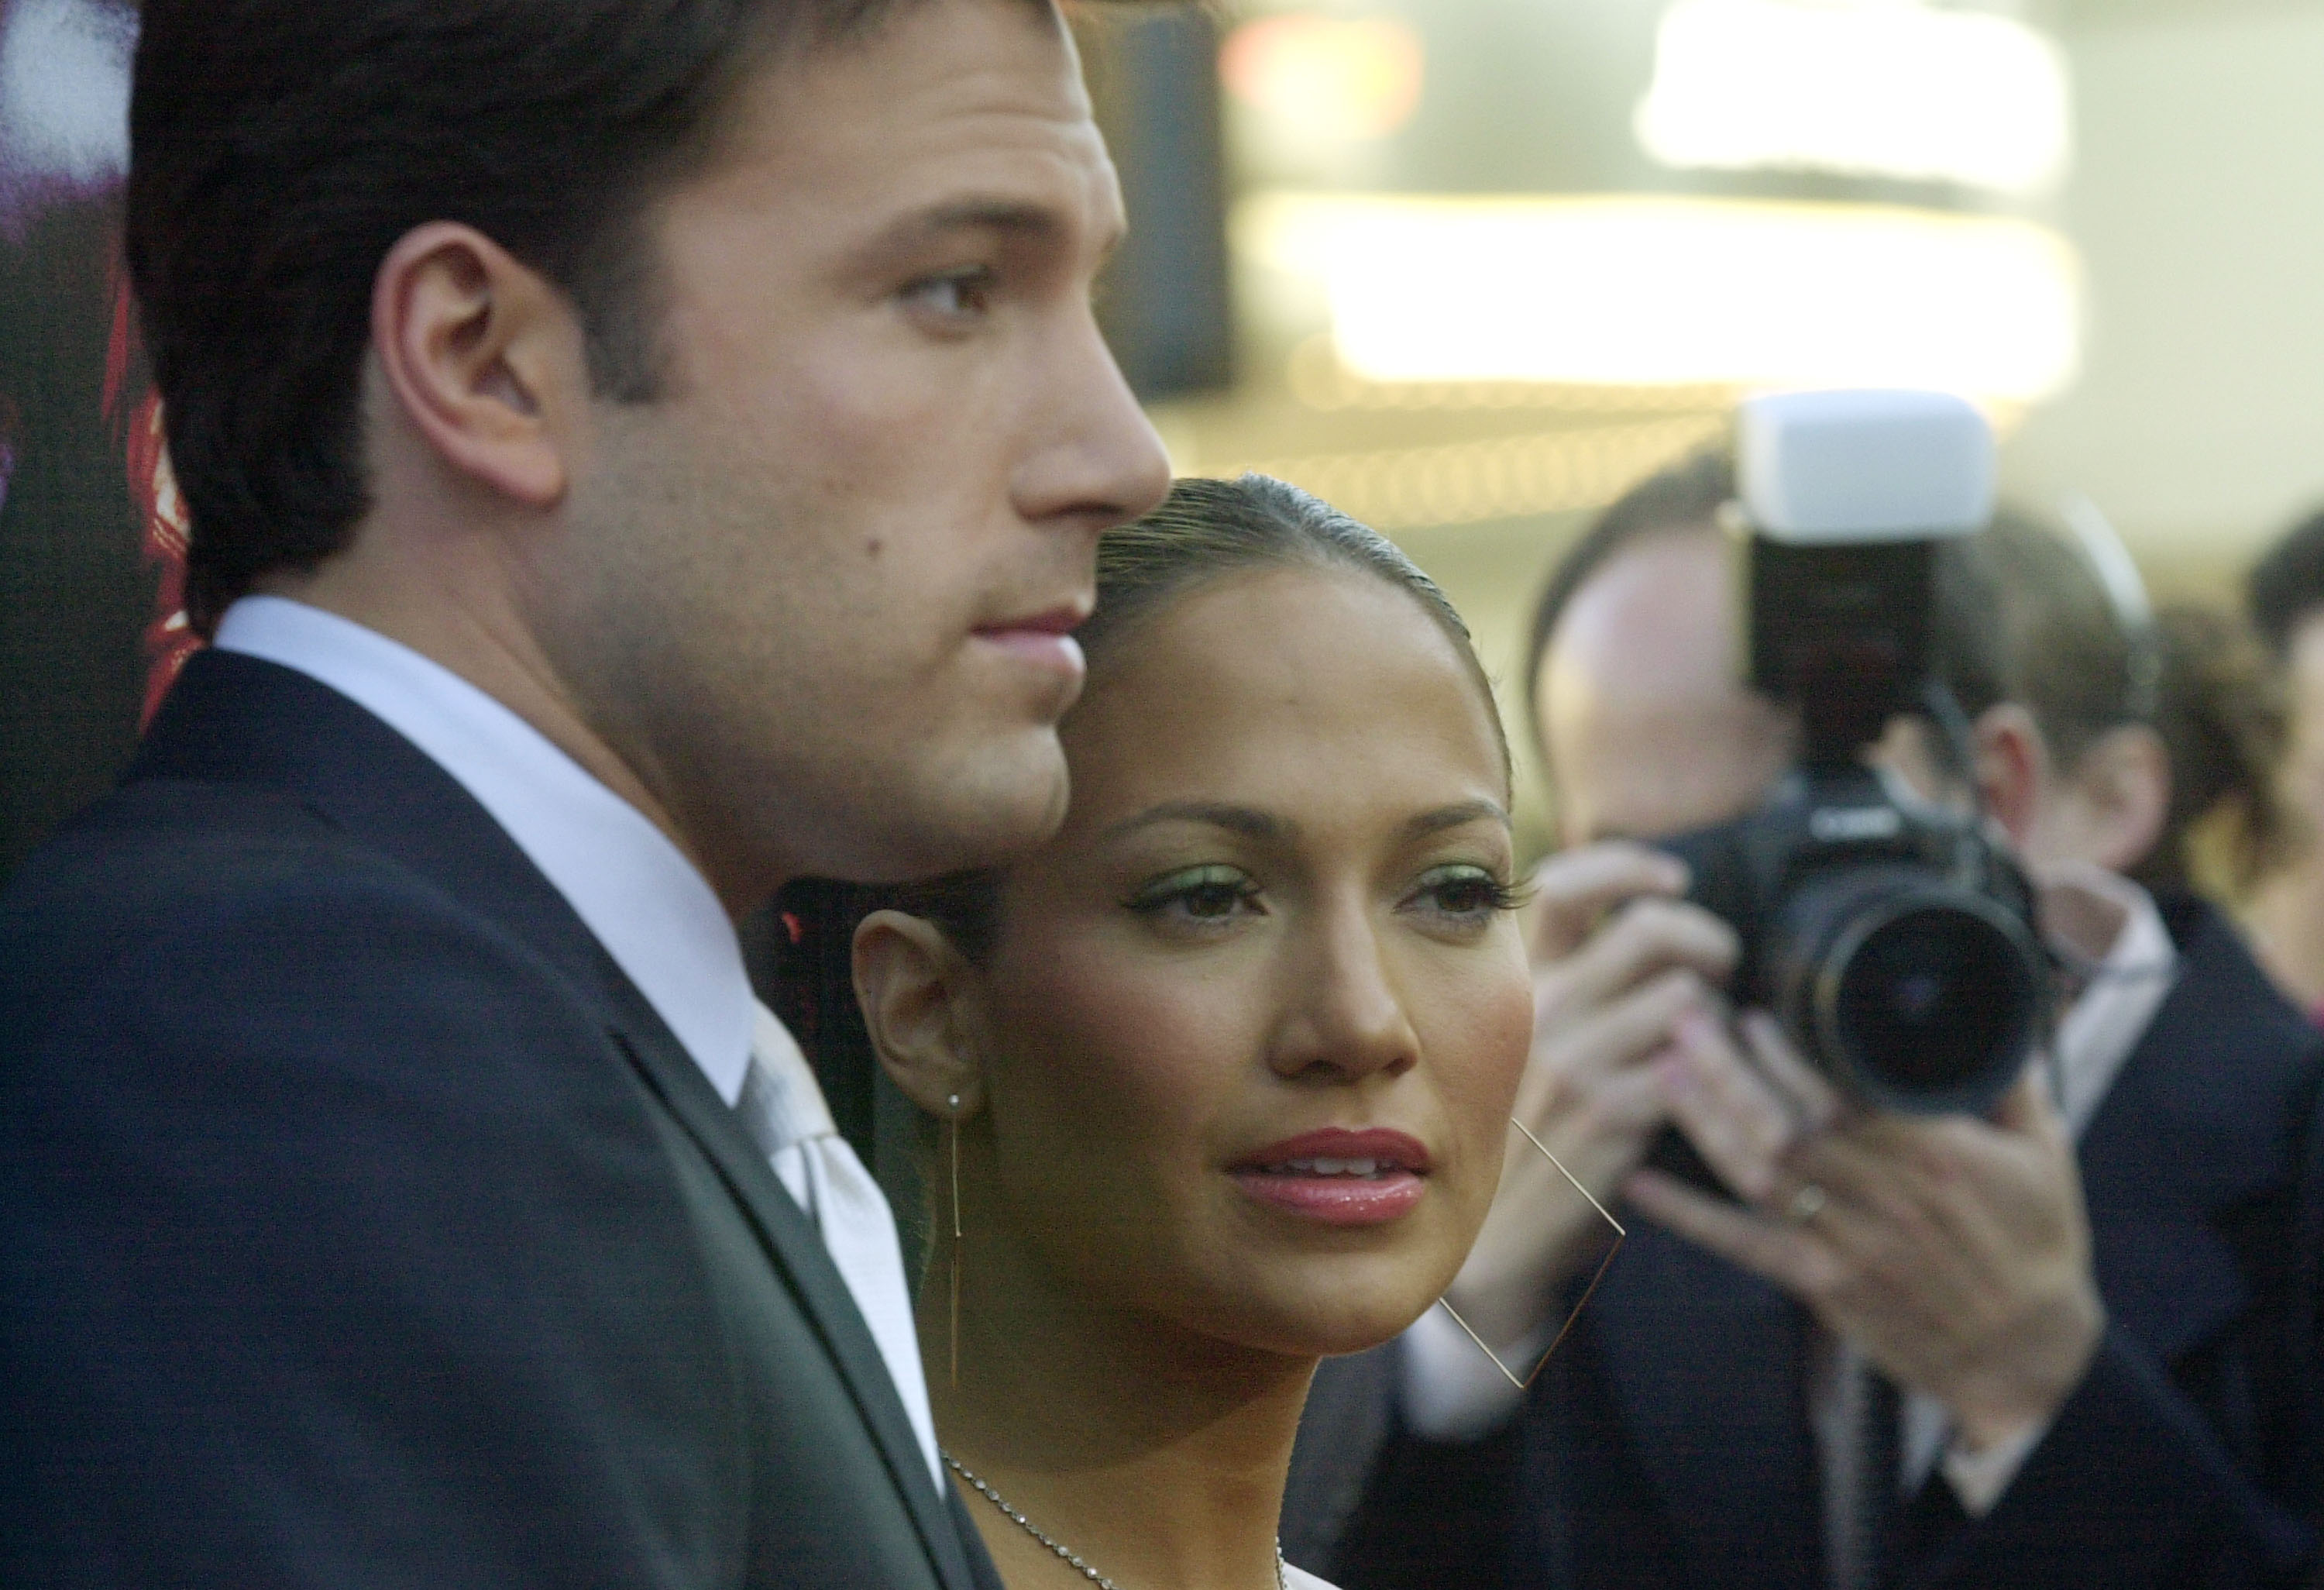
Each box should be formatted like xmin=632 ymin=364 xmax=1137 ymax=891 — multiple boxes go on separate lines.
xmin=1408 ymin=864 xmax=1521 ymax=925
xmin=901 ymin=267 xmax=995 ymax=322
xmin=1125 ymin=865 xmax=1262 ymax=926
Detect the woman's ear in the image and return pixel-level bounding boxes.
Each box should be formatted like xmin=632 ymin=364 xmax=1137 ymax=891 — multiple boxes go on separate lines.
xmin=853 ymin=910 xmax=986 ymax=1119
xmin=1972 ymin=702 xmax=2049 ymax=852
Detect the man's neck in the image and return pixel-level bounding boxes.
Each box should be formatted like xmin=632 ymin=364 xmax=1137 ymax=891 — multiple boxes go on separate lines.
xmin=250 ymin=569 xmax=768 ymax=919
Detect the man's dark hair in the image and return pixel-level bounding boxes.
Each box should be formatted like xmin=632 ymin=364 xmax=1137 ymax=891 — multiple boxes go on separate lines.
xmin=129 ymin=0 xmax=1039 ymax=632
xmin=2247 ymin=504 xmax=2324 ymax=658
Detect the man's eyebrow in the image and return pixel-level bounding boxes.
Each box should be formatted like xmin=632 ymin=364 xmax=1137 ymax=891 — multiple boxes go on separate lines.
xmin=1404 ymin=799 xmax=1511 ymax=839
xmin=854 ymin=198 xmax=1067 ymax=267
xmin=1101 ymin=801 xmax=1288 ymax=842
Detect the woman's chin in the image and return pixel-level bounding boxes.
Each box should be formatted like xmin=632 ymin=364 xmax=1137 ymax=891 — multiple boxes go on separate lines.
xmin=1198 ymin=1257 xmax=1465 ymax=1361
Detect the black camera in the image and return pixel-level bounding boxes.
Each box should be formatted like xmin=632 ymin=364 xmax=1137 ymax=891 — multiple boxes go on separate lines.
xmin=1662 ymin=765 xmax=2047 ymax=1115
xmin=1656 ymin=391 xmax=2051 ymax=1117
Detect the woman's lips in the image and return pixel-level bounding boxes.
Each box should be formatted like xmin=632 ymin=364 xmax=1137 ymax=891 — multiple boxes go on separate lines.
xmin=1229 ymin=1127 xmax=1432 ymax=1228
xmin=1232 ymin=1169 xmax=1425 ymax=1226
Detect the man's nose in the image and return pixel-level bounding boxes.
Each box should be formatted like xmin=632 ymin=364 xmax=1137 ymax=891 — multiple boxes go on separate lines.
xmin=1009 ymin=309 xmax=1172 ymax=535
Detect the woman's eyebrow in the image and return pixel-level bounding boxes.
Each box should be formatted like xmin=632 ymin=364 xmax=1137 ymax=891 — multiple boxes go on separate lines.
xmin=1100 ymin=801 xmax=1287 ymax=842
xmin=1404 ymin=799 xmax=1511 ymax=839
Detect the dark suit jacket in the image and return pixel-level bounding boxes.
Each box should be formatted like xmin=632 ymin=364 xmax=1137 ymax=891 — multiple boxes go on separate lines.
xmin=1287 ymin=896 xmax=2324 ymax=1590
xmin=0 ymin=649 xmax=1001 ymax=1589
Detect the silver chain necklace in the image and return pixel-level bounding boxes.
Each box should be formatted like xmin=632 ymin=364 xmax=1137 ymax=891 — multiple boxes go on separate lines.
xmin=944 ymin=1453 xmax=1290 ymax=1590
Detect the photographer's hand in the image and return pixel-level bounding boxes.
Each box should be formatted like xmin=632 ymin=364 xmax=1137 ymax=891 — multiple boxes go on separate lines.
xmin=1629 ymin=1014 xmax=2105 ymax=1452
xmin=1442 ymin=843 xmax=1737 ymax=1351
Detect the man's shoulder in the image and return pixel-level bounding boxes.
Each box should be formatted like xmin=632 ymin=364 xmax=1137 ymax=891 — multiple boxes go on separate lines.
xmin=1 ymin=775 xmax=590 ymax=1062
xmin=2133 ymin=896 xmax=2324 ymax=1139
xmin=2080 ymin=897 xmax=2324 ymax=1263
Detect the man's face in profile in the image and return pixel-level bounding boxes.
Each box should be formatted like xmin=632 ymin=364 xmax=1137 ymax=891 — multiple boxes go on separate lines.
xmin=545 ymin=0 xmax=1171 ymax=890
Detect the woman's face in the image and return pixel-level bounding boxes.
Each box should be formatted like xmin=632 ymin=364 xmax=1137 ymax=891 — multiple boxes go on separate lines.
xmin=964 ymin=563 xmax=1532 ymax=1357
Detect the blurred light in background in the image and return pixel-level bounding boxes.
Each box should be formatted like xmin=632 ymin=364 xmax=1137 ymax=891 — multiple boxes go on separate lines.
xmin=1195 ymin=413 xmax=1731 ymax=534
xmin=1219 ymin=14 xmax=1424 ymax=143
xmin=1134 ymin=0 xmax=2087 ymax=540
xmin=1243 ymin=193 xmax=2080 ymax=404
xmin=1635 ymin=0 xmax=2071 ymax=196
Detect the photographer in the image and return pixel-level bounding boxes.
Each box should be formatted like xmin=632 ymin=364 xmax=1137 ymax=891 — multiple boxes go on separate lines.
xmin=1284 ymin=449 xmax=2324 ymax=1590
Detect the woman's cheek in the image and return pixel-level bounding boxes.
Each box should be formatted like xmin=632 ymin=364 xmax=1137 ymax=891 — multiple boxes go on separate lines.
xmin=995 ymin=938 xmax=1256 ymax=1163
xmin=1434 ymin=948 xmax=1536 ymax=1217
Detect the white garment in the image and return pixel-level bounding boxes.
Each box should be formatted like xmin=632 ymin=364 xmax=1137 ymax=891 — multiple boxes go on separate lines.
xmin=741 ymin=1003 xmax=943 ymax=1489
xmin=1283 ymin=1564 xmax=1344 ymax=1590
xmin=214 ymin=594 xmax=943 ymax=1492
xmin=1402 ymin=867 xmax=2180 ymax=1520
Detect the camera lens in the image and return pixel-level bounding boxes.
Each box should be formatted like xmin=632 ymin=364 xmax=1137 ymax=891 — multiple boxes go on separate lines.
xmin=1769 ymin=871 xmax=2045 ymax=1114
xmin=1816 ymin=890 xmax=2044 ymax=1112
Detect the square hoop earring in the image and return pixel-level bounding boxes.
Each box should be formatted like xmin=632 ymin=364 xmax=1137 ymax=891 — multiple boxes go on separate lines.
xmin=1435 ymin=1117 xmax=1627 ymax=1391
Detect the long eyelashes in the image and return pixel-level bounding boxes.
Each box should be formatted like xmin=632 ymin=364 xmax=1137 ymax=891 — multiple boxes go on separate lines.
xmin=1121 ymin=862 xmax=1525 ymax=931
xmin=1122 ymin=864 xmax=1260 ymax=924
xmin=1408 ymin=863 xmax=1526 ymax=924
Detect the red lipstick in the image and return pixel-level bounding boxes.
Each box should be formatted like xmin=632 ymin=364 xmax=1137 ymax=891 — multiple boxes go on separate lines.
xmin=1229 ymin=1128 xmax=1432 ymax=1227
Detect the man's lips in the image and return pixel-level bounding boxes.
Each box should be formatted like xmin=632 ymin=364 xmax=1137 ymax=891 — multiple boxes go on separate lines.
xmin=971 ymin=604 xmax=1089 ymax=679
xmin=1229 ymin=1128 xmax=1432 ymax=1227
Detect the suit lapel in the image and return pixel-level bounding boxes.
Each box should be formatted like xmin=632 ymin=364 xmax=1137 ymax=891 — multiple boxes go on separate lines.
xmin=133 ymin=651 xmax=981 ymax=1590
xmin=598 ymin=980 xmax=979 ymax=1590
xmin=2078 ymin=899 xmax=2322 ymax=1365
xmin=1592 ymin=1223 xmax=1822 ymax=1590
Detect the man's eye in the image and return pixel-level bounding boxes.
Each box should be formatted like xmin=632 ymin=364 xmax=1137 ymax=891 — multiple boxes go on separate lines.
xmin=901 ymin=267 xmax=995 ymax=321
xmin=1125 ymin=865 xmax=1262 ymax=925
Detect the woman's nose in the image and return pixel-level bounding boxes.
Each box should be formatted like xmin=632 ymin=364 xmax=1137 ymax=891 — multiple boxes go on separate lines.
xmin=1265 ymin=905 xmax=1422 ymax=1083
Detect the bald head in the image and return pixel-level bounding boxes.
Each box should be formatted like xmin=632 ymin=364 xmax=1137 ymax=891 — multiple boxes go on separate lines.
xmin=1533 ymin=528 xmax=1797 ymax=846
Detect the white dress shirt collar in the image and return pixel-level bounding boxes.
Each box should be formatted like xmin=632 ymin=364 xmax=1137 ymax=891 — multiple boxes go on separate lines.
xmin=214 ymin=594 xmax=755 ymax=1105
xmin=2043 ymin=862 xmax=2179 ymax=1139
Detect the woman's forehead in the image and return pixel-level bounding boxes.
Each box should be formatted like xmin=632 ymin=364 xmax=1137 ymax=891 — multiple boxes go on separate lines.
xmin=1057 ymin=564 xmax=1508 ymax=838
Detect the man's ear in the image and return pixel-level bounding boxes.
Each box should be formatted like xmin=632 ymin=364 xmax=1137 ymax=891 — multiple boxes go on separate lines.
xmin=853 ymin=910 xmax=987 ymax=1119
xmin=369 ymin=220 xmax=579 ymax=511
xmin=1972 ymin=702 xmax=2048 ymax=852
xmin=2064 ymin=724 xmax=2172 ymax=874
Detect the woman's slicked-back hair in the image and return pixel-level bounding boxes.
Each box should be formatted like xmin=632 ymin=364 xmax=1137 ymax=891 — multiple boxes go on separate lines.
xmin=128 ymin=0 xmax=1050 ymax=631
xmin=1078 ymin=473 xmax=1497 ymax=724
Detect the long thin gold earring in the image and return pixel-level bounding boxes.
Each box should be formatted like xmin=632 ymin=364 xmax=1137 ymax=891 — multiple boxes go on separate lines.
xmin=947 ymin=1093 xmax=963 ymax=1389
xmin=1435 ymin=1117 xmax=1627 ymax=1391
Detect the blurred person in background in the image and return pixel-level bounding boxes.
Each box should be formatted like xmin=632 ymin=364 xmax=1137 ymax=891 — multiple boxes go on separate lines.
xmin=2245 ymin=508 xmax=2324 ymax=1016
xmin=2142 ymin=602 xmax=2294 ymax=913
xmin=1282 ymin=453 xmax=2324 ymax=1590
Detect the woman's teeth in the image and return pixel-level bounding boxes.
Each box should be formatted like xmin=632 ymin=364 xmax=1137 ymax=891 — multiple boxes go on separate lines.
xmin=1265 ymin=1157 xmax=1385 ymax=1178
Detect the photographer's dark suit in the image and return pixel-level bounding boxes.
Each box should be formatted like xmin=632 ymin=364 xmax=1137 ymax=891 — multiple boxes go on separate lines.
xmin=0 ymin=650 xmax=998 ymax=1588
xmin=1287 ymin=896 xmax=2324 ymax=1590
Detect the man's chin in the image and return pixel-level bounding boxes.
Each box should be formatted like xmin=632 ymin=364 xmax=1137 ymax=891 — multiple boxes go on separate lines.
xmin=839 ymin=735 xmax=1071 ymax=884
